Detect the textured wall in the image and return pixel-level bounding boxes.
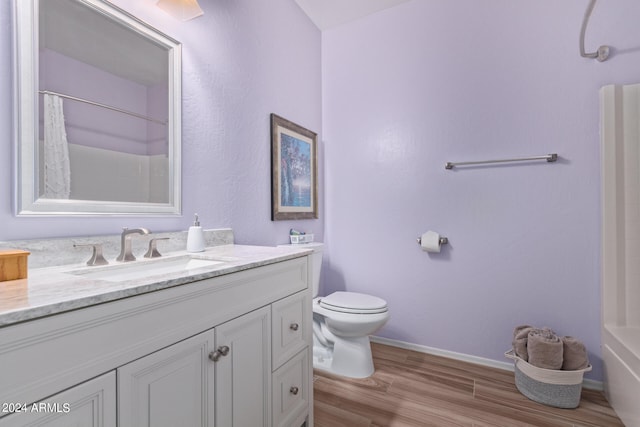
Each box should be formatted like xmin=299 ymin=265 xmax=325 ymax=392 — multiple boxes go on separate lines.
xmin=0 ymin=0 xmax=322 ymax=245
xmin=321 ymin=0 xmax=640 ymax=381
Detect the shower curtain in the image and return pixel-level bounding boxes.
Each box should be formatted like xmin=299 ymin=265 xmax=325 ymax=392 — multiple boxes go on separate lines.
xmin=43 ymin=93 xmax=71 ymax=199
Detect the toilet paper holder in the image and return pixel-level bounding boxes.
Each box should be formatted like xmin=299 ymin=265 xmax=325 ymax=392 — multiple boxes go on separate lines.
xmin=416 ymin=236 xmax=448 ymax=245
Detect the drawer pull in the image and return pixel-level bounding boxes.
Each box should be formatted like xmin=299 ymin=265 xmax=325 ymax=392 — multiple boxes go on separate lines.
xmin=289 ymin=386 xmax=299 ymax=395
xmin=289 ymin=323 xmax=299 ymax=331
xmin=209 ymin=345 xmax=230 ymax=362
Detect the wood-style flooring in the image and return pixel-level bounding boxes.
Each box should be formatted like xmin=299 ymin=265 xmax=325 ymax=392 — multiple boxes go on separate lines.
xmin=313 ymin=342 xmax=624 ymax=427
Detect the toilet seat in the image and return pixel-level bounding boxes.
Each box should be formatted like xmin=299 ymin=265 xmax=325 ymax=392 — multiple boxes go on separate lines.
xmin=319 ymin=291 xmax=388 ymax=314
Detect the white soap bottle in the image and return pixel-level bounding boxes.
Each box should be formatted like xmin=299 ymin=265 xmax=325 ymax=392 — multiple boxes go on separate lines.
xmin=186 ymin=213 xmax=205 ymax=252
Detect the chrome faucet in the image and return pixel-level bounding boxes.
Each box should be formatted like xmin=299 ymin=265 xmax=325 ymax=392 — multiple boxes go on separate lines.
xmin=116 ymin=227 xmax=151 ymax=262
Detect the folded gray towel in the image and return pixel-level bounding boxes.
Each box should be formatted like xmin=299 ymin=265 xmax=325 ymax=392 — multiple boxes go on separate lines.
xmin=527 ymin=329 xmax=563 ymax=370
xmin=561 ymin=336 xmax=589 ymax=370
xmin=512 ymin=325 xmax=534 ymax=361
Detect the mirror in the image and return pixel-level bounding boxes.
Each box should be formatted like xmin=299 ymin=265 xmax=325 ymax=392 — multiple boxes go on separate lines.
xmin=15 ymin=0 xmax=182 ymax=215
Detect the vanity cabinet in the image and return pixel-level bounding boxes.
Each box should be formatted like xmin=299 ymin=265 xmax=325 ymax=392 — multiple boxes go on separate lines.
xmin=0 ymin=256 xmax=312 ymax=427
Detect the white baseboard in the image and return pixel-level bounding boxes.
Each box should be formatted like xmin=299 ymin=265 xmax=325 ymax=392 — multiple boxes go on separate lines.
xmin=370 ymin=336 xmax=603 ymax=391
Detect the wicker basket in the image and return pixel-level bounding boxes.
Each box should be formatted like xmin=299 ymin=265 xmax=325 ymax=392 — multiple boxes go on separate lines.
xmin=504 ymin=350 xmax=592 ymax=409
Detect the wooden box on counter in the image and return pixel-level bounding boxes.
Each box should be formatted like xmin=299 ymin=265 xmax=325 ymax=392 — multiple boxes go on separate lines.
xmin=0 ymin=249 xmax=30 ymax=282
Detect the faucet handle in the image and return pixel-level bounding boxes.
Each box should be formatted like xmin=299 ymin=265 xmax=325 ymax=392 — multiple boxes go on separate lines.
xmin=74 ymin=243 xmax=109 ymax=266
xmin=144 ymin=237 xmax=170 ymax=259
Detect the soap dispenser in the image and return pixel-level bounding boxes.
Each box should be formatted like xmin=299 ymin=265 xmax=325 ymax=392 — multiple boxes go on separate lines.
xmin=186 ymin=213 xmax=205 ymax=252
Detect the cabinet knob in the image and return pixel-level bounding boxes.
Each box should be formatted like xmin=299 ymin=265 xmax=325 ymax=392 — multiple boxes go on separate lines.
xmin=289 ymin=323 xmax=299 ymax=331
xmin=209 ymin=345 xmax=230 ymax=362
xmin=289 ymin=386 xmax=299 ymax=395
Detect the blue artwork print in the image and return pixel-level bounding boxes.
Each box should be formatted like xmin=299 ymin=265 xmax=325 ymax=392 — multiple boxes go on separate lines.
xmin=280 ymin=133 xmax=311 ymax=208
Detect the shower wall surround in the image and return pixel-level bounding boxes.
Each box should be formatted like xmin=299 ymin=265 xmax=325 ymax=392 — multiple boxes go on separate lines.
xmin=0 ymin=0 xmax=323 ymax=245
xmin=321 ymin=0 xmax=640 ymax=382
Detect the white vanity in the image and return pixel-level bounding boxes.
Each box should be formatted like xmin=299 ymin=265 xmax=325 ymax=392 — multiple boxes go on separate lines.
xmin=0 ymin=242 xmax=313 ymax=427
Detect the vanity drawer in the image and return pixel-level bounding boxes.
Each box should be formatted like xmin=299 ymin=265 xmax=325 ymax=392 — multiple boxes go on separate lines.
xmin=272 ymin=290 xmax=309 ymax=370
xmin=272 ymin=349 xmax=309 ymax=427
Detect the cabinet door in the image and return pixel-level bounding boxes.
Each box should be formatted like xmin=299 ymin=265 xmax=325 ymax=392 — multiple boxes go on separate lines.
xmin=118 ymin=329 xmax=216 ymax=427
xmin=215 ymin=306 xmax=271 ymax=427
xmin=0 ymin=372 xmax=115 ymax=427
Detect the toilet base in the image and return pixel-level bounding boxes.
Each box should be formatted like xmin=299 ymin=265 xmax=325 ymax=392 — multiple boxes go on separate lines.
xmin=313 ymin=335 xmax=375 ymax=379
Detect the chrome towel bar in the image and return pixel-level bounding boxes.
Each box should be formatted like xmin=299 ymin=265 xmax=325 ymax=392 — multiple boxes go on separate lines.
xmin=445 ymin=153 xmax=557 ymax=170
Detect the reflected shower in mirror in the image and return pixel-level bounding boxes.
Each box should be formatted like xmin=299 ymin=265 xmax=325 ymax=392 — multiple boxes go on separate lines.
xmin=15 ymin=0 xmax=182 ymax=215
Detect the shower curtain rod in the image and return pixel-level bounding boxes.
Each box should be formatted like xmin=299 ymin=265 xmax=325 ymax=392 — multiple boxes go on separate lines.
xmin=579 ymin=0 xmax=609 ymax=62
xmin=39 ymin=90 xmax=167 ymax=125
xmin=444 ymin=154 xmax=558 ymax=170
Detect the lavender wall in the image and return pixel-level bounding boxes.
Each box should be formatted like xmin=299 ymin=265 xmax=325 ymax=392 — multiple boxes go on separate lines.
xmin=321 ymin=0 xmax=640 ymax=381
xmin=0 ymin=0 xmax=322 ymax=245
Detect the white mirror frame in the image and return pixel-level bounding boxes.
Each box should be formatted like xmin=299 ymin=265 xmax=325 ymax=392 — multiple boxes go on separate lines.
xmin=13 ymin=0 xmax=182 ymax=216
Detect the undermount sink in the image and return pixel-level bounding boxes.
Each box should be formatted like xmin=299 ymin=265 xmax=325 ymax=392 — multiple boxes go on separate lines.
xmin=67 ymin=255 xmax=227 ymax=283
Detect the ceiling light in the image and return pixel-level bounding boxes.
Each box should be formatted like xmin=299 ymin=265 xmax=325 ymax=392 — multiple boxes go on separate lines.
xmin=156 ymin=0 xmax=204 ymax=21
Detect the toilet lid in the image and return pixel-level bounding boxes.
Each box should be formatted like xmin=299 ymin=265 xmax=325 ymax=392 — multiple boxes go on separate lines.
xmin=319 ymin=291 xmax=388 ymax=314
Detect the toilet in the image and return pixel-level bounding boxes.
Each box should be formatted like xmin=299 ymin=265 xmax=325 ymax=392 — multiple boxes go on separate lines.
xmin=307 ymin=243 xmax=390 ymax=378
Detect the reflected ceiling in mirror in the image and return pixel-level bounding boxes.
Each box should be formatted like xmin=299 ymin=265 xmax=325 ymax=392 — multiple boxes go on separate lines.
xmin=15 ymin=0 xmax=182 ymax=215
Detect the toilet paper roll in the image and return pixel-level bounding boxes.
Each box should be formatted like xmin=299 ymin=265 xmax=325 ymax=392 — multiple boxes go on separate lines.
xmin=420 ymin=231 xmax=441 ymax=253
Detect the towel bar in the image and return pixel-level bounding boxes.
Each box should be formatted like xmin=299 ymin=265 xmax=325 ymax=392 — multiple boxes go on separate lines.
xmin=445 ymin=153 xmax=557 ymax=170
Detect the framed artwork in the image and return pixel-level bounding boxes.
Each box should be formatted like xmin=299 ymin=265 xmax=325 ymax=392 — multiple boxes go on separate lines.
xmin=271 ymin=114 xmax=318 ymax=220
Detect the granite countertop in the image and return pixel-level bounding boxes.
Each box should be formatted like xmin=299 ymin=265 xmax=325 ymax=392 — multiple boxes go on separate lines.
xmin=0 ymin=244 xmax=312 ymax=327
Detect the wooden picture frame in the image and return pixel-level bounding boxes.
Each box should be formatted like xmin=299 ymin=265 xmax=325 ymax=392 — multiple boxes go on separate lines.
xmin=270 ymin=114 xmax=318 ymax=220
